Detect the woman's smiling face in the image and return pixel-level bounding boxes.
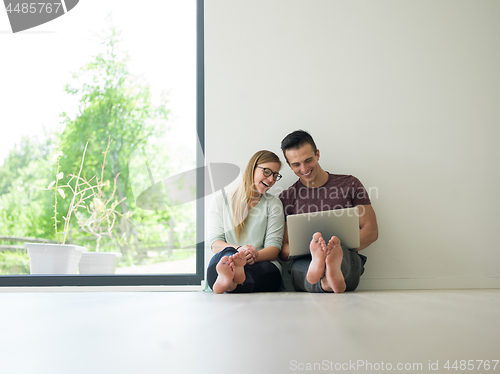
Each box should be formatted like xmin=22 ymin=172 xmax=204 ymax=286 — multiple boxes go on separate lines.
xmin=253 ymin=162 xmax=280 ymax=195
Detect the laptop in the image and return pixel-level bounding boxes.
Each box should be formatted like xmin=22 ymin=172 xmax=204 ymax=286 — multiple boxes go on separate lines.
xmin=286 ymin=207 xmax=360 ymax=259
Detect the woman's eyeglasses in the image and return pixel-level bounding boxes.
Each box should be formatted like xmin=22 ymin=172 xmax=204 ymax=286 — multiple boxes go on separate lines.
xmin=257 ymin=166 xmax=282 ymax=181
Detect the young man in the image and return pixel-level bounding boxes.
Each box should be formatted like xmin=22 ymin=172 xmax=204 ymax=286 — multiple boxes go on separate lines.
xmin=278 ymin=130 xmax=378 ymax=293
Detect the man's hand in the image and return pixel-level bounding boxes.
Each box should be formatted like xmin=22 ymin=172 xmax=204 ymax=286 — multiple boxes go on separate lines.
xmin=279 ymin=223 xmax=291 ymax=261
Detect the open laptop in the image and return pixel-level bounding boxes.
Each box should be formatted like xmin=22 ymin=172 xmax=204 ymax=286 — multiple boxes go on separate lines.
xmin=286 ymin=207 xmax=360 ymax=259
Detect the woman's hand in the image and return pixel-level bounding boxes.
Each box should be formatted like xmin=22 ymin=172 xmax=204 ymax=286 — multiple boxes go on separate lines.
xmin=238 ymin=244 xmax=259 ymax=265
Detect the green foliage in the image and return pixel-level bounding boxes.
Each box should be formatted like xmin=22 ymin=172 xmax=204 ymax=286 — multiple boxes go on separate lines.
xmin=0 ymin=136 xmax=54 ymax=195
xmin=0 ymin=251 xmax=30 ymax=275
xmin=58 ymin=27 xmax=169 ymax=217
xmin=0 ymin=136 xmax=57 ymax=239
xmin=0 ymin=24 xmax=197 ymax=271
xmin=55 ymin=26 xmax=177 ymax=255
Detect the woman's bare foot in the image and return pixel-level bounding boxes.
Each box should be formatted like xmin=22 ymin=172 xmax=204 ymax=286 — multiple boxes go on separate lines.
xmin=230 ymin=252 xmax=246 ymax=284
xmin=325 ymin=236 xmax=346 ymax=293
xmin=307 ymin=232 xmax=327 ymax=285
xmin=213 ymin=256 xmax=237 ymax=294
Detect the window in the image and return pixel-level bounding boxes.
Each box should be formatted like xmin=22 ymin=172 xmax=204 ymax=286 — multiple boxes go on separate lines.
xmin=0 ymin=0 xmax=204 ymax=286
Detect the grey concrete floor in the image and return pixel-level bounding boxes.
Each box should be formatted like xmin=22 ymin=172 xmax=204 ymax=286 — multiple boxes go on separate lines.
xmin=1 ymin=289 xmax=499 ymax=374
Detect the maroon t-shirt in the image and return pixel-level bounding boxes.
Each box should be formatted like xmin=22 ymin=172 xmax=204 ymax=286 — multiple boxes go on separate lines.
xmin=279 ymin=173 xmax=371 ymax=219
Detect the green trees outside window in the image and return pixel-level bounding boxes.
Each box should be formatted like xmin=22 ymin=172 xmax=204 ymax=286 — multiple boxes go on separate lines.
xmin=0 ymin=26 xmax=196 ymax=276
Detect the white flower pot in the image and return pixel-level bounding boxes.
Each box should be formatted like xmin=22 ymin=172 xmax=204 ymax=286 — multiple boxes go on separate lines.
xmin=25 ymin=243 xmax=86 ymax=275
xmin=79 ymin=252 xmax=122 ymax=274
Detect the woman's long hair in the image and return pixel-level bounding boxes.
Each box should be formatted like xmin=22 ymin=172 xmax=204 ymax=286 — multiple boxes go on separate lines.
xmin=231 ymin=150 xmax=281 ymax=240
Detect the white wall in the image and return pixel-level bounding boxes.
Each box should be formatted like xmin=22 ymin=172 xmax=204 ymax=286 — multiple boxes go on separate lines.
xmin=204 ymin=0 xmax=500 ymax=290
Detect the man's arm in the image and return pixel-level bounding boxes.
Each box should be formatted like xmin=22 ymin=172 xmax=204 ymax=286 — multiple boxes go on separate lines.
xmin=357 ymin=204 xmax=378 ymax=251
xmin=279 ymin=223 xmax=291 ymax=261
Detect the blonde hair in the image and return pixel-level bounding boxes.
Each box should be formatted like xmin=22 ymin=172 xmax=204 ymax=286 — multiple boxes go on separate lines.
xmin=231 ymin=150 xmax=281 ymax=240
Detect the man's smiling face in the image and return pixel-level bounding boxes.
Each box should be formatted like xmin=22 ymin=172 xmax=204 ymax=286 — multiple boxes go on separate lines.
xmin=285 ymin=143 xmax=321 ymax=185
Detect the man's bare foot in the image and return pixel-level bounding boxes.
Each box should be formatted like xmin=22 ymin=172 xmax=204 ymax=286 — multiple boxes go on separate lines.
xmin=230 ymin=252 xmax=246 ymax=284
xmin=325 ymin=236 xmax=346 ymax=293
xmin=213 ymin=256 xmax=237 ymax=294
xmin=307 ymin=232 xmax=327 ymax=285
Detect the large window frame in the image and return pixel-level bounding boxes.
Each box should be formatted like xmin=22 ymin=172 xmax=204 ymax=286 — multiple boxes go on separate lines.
xmin=0 ymin=0 xmax=205 ymax=288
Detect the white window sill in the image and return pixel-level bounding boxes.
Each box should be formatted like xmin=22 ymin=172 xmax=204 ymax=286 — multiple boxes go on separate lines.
xmin=0 ymin=285 xmax=204 ymax=292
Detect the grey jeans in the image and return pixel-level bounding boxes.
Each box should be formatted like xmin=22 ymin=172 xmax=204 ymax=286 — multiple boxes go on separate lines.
xmin=289 ymin=245 xmax=366 ymax=293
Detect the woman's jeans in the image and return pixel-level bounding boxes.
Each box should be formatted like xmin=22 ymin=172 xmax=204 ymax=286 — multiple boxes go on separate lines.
xmin=207 ymin=247 xmax=282 ymax=293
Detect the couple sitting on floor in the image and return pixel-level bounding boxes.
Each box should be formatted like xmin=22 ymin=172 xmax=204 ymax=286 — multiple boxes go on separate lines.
xmin=206 ymin=130 xmax=379 ymax=294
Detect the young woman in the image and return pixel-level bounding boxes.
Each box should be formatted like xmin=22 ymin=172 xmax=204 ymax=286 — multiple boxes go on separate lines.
xmin=207 ymin=150 xmax=285 ymax=294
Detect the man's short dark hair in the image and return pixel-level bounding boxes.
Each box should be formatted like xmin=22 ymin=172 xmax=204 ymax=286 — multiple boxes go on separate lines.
xmin=280 ymin=130 xmax=317 ymax=161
